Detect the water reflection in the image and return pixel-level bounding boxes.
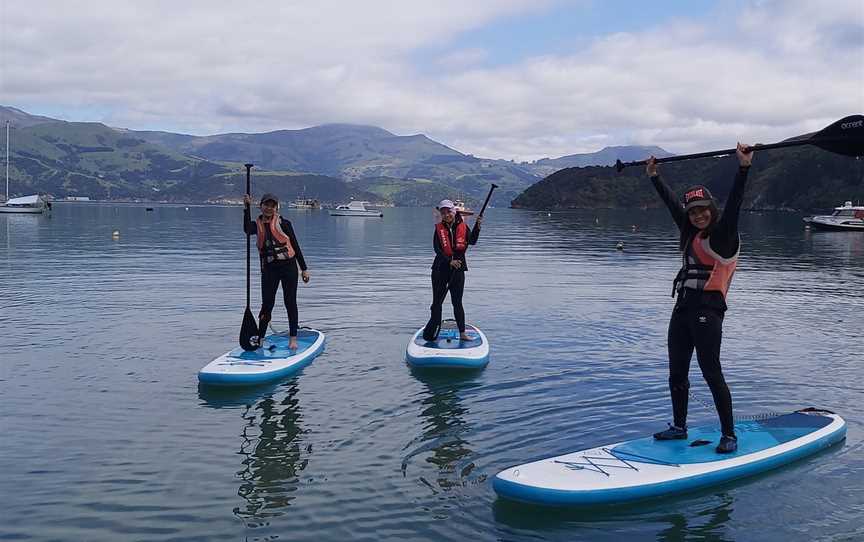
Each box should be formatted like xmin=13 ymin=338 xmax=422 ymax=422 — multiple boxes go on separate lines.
xmin=198 ymin=382 xmax=310 ymax=527
xmin=655 ymin=494 xmax=734 ymax=542
xmin=807 ymin=229 xmax=864 ymax=260
xmin=492 ymin=492 xmax=735 ymax=541
xmin=402 ymin=369 xmax=486 ymax=493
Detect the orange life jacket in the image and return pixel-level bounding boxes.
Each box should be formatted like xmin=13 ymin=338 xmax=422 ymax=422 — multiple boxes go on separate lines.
xmin=256 ymin=215 xmax=295 ymax=263
xmin=674 ymin=233 xmax=739 ymax=298
xmin=435 ymin=221 xmax=469 ymax=258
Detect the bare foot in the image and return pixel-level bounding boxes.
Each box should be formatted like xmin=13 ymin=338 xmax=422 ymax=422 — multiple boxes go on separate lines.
xmin=460 ymin=333 xmax=470 ymax=341
xmin=289 ymin=339 xmax=298 ymax=350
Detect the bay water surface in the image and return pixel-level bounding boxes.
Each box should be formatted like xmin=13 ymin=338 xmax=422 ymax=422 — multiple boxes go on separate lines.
xmin=1 ymin=204 xmax=862 ymax=541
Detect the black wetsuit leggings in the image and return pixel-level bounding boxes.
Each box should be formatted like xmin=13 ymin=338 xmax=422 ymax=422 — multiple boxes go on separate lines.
xmin=423 ymin=268 xmax=466 ymax=340
xmin=667 ymin=304 xmax=735 ymax=437
xmin=259 ymin=260 xmax=299 ymax=337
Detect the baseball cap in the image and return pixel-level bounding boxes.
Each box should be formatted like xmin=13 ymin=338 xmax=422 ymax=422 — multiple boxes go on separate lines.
xmin=259 ymin=193 xmax=279 ymax=205
xmin=683 ymin=185 xmax=714 ymax=211
xmin=437 ymin=199 xmax=455 ymax=210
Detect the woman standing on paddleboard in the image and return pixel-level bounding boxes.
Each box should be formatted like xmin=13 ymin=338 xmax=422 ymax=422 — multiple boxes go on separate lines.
xmin=422 ymin=199 xmax=482 ymax=342
xmin=243 ymin=193 xmax=310 ymax=350
xmin=646 ymin=143 xmax=754 ymax=454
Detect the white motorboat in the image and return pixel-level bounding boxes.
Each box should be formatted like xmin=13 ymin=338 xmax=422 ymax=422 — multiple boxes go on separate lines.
xmin=1 ymin=120 xmax=48 ymax=214
xmin=804 ymin=201 xmax=864 ymax=231
xmin=453 ymin=199 xmax=474 ymax=216
xmin=329 ymin=201 xmax=383 ymax=217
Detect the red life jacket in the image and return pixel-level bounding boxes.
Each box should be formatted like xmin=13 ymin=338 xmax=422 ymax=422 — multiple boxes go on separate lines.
xmin=674 ymin=233 xmax=739 ymax=298
xmin=435 ymin=221 xmax=469 ymax=258
xmin=256 ymin=215 xmax=295 ymax=262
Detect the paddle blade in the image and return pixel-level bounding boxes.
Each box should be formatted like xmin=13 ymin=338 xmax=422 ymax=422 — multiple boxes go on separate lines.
xmin=239 ymin=308 xmax=259 ymax=351
xmin=811 ymin=115 xmax=864 ymax=157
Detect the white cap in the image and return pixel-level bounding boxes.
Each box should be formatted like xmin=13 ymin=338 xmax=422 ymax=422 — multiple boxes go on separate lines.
xmin=437 ymin=199 xmax=455 ymax=210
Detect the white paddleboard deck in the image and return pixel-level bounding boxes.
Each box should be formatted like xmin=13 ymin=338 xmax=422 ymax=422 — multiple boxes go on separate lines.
xmin=406 ymin=322 xmax=489 ymax=369
xmin=494 ymin=409 xmax=845 ymax=506
xmin=199 ymin=328 xmax=325 ymax=386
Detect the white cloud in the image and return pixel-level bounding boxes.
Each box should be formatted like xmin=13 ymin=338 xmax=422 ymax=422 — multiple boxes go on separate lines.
xmin=1 ymin=0 xmax=861 ymax=160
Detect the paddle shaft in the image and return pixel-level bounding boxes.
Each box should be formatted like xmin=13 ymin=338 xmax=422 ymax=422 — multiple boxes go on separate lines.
xmin=477 ymin=183 xmax=498 ymax=218
xmin=244 ymin=164 xmax=253 ymax=309
xmin=616 ymin=140 xmax=804 ymax=171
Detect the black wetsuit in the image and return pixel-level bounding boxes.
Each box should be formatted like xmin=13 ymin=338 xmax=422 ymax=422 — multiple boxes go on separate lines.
xmin=244 ymin=209 xmax=308 ymax=337
xmin=651 ymin=166 xmax=750 ymax=437
xmin=422 ymin=217 xmax=481 ymax=340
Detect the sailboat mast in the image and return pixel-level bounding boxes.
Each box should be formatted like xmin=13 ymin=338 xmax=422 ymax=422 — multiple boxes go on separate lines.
xmin=5 ymin=120 xmax=9 ymax=202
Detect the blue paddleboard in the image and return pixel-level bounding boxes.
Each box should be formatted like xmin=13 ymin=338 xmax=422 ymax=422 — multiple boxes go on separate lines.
xmin=494 ymin=409 xmax=845 ymax=506
xmin=406 ymin=322 xmax=489 ymax=369
xmin=199 ymin=328 xmax=325 ymax=386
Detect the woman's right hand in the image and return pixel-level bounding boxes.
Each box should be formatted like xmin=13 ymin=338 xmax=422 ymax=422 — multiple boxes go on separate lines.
xmin=646 ymin=156 xmax=658 ymax=177
xmin=449 ymin=260 xmax=462 ymax=270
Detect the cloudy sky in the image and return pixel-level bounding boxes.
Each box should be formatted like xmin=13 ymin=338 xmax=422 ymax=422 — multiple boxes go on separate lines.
xmin=1 ymin=0 xmax=862 ymax=160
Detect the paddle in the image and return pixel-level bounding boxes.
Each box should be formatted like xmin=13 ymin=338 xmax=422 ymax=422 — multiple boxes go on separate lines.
xmin=239 ymin=163 xmax=259 ymax=351
xmin=477 ymin=183 xmax=498 ymax=218
xmin=615 ymin=115 xmax=864 ymax=172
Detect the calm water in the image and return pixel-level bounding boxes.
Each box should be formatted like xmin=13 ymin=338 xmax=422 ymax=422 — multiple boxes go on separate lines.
xmin=1 ymin=204 xmax=862 ymax=542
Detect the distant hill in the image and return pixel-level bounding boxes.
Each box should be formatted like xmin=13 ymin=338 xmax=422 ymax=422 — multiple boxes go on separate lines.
xmin=128 ymin=124 xmax=674 ymax=206
xmin=129 ymin=123 xmax=541 ymax=205
xmin=511 ymin=145 xmax=864 ymax=211
xmin=0 ymin=114 xmax=378 ymax=203
xmin=0 ymin=105 xmax=62 ymax=128
xmin=2 ymin=104 xmax=681 ymax=205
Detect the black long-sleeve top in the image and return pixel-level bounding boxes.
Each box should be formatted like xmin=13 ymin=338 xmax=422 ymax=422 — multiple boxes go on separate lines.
xmin=244 ymin=208 xmax=308 ymax=271
xmin=431 ymin=219 xmax=481 ymax=272
xmin=651 ymin=166 xmax=751 ymax=258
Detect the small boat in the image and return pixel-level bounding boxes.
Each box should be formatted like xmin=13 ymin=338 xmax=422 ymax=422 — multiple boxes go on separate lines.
xmin=1 ymin=120 xmax=48 ymax=214
xmin=288 ymin=198 xmax=321 ymax=209
xmin=804 ymin=201 xmax=864 ymax=231
xmin=329 ymin=201 xmax=383 ymax=217
xmin=0 ymin=194 xmax=48 ymax=214
xmin=453 ymin=199 xmax=474 ymax=216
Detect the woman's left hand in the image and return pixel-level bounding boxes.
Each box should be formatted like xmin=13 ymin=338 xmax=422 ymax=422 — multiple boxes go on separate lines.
xmin=475 ymin=215 xmax=483 ymax=226
xmin=737 ymin=142 xmax=754 ymax=167
xmin=302 ymin=271 xmax=311 ymax=283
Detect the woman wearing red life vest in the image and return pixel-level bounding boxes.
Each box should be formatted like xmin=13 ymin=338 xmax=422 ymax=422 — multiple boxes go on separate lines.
xmin=243 ymin=193 xmax=310 ymax=350
xmin=646 ymin=143 xmax=754 ymax=454
xmin=422 ymin=199 xmax=482 ymax=342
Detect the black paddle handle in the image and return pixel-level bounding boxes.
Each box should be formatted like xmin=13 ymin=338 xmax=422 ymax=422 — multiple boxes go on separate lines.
xmin=244 ymin=163 xmax=253 ymax=308
xmin=477 ymin=183 xmax=498 ymax=218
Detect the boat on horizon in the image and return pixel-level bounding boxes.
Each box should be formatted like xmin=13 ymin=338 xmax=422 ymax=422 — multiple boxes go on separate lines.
xmin=453 ymin=199 xmax=474 ymax=216
xmin=1 ymin=121 xmax=48 ymax=214
xmin=287 ymin=198 xmax=321 ymax=209
xmin=804 ymin=201 xmax=864 ymax=231
xmin=329 ymin=201 xmax=383 ymax=217
xmin=0 ymin=194 xmax=49 ymax=214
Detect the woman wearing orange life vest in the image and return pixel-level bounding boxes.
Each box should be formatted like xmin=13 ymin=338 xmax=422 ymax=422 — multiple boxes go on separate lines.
xmin=422 ymin=199 xmax=482 ymax=342
xmin=646 ymin=143 xmax=754 ymax=455
xmin=243 ymin=193 xmax=310 ymax=350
